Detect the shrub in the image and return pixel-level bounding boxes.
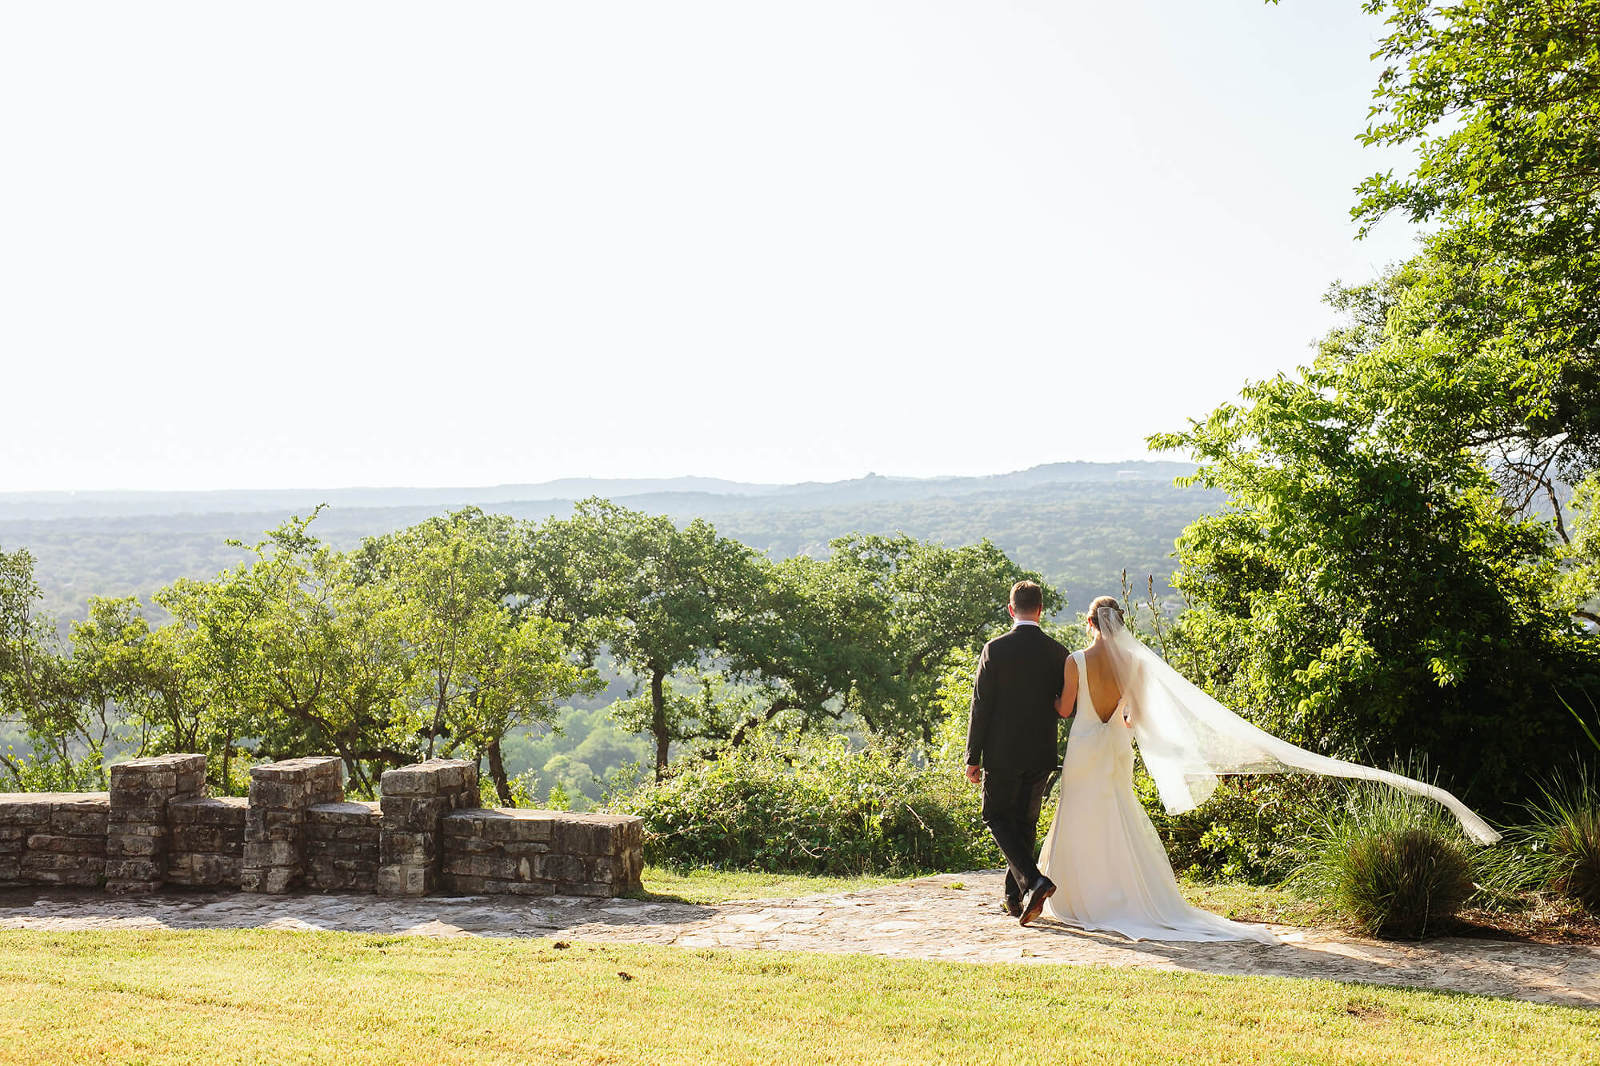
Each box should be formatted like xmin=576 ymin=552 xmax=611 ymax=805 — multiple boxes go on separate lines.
xmin=1287 ymin=781 xmax=1477 ymax=939
xmin=1137 ymin=768 xmax=1331 ymax=883
xmin=1520 ymin=766 xmax=1600 ymax=913
xmin=611 ymin=734 xmax=1001 ymax=876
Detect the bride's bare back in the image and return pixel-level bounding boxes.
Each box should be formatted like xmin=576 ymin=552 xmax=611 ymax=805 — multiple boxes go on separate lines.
xmin=1059 ymin=641 xmax=1123 ymax=723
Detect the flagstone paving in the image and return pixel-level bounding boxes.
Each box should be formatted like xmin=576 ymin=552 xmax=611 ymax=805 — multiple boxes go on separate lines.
xmin=3 ymin=870 xmax=1595 ymax=1009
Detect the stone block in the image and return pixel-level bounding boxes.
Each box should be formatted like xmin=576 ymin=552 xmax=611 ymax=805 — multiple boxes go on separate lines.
xmin=551 ymin=814 xmax=637 ymax=856
xmin=112 ymin=834 xmax=162 ymax=857
xmin=442 ymin=854 xmax=520 ymax=880
xmin=0 ymin=800 xmax=56 ymax=826
xmin=377 ymin=864 xmax=430 ymax=896
xmin=169 ymin=796 xmax=247 ymax=825
xmin=380 ymin=795 xmax=454 ymax=833
xmin=442 ymin=873 xmax=490 ymax=894
xmin=50 ymin=805 xmax=109 ymax=836
xmin=240 ymin=865 xmax=294 ymax=894
xmin=309 ymin=801 xmax=380 ymax=827
xmin=25 ymin=834 xmax=106 ymax=855
xmin=500 ymin=841 xmax=552 ymax=860
xmin=243 ymin=839 xmax=297 ymax=868
xmin=172 ymin=826 xmax=227 ymax=853
xmin=110 ymin=786 xmax=174 ymax=811
xmin=534 ymin=853 xmax=588 ymax=883
xmin=485 ymin=880 xmax=560 ymax=897
xmin=108 ymin=822 xmax=168 ymax=839
xmin=103 ymin=858 xmax=161 ymax=882
xmin=446 ymin=808 xmax=556 ymax=843
xmin=333 ymin=825 xmax=379 ymax=843
xmin=376 ymin=767 xmax=434 ymax=796
xmin=379 ymin=758 xmax=474 ymax=797
xmin=115 ymin=768 xmax=178 ymax=792
xmin=194 ymin=854 xmax=242 ymax=886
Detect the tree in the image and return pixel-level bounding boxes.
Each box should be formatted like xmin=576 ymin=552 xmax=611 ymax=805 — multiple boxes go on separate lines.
xmin=58 ymin=597 xmax=150 ymax=787
xmin=373 ymin=509 xmax=597 ymax=803
xmin=1151 ymin=305 xmax=1594 ymax=802
xmin=528 ymin=499 xmax=766 ymax=779
xmin=1349 ymin=0 xmax=1600 ymax=494
xmin=819 ymin=528 xmax=1056 ymax=739
xmin=0 ymin=546 xmax=83 ymax=787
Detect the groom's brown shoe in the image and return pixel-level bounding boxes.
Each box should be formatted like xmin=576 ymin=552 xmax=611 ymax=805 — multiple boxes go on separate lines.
xmin=1002 ymin=895 xmax=1023 ymax=918
xmin=1020 ymin=876 xmax=1055 ymax=927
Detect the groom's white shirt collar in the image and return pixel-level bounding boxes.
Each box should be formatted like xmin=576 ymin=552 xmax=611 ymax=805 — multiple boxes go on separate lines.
xmin=1012 ymin=619 xmax=1040 ymax=628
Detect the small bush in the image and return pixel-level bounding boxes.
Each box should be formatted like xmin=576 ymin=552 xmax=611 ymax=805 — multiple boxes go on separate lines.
xmin=1288 ymin=782 xmax=1476 ymax=939
xmin=1520 ymin=766 xmax=1600 ymax=912
xmin=612 ymin=734 xmax=1001 ymax=876
xmin=1137 ymin=768 xmax=1330 ymax=883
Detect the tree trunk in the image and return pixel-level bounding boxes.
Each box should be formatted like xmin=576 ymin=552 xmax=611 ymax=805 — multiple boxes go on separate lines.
xmin=651 ymin=668 xmax=669 ymax=781
xmin=487 ymin=737 xmax=513 ymax=807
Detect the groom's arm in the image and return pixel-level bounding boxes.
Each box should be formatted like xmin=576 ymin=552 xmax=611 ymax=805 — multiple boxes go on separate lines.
xmin=965 ymin=644 xmax=995 ymax=783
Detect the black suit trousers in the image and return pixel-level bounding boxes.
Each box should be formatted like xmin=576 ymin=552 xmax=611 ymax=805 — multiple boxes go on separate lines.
xmin=981 ymin=768 xmax=1054 ymax=898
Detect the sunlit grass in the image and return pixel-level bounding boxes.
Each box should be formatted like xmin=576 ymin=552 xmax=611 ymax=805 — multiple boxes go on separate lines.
xmin=0 ymin=929 xmax=1593 ymax=1065
xmin=635 ymin=865 xmax=898 ymax=903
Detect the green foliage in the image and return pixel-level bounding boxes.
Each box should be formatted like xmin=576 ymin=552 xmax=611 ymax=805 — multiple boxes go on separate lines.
xmin=1288 ymin=782 xmax=1477 ymax=939
xmin=1558 ymin=474 xmax=1600 ymax=624
xmin=524 ymin=499 xmax=767 ymax=779
xmin=0 ymin=743 xmax=105 ymax=793
xmin=615 ymin=734 xmax=998 ymax=876
xmin=1136 ymin=772 xmax=1325 ymax=883
xmin=1355 ymin=0 xmax=1600 ymax=485
xmin=1152 ymin=270 xmax=1597 ymax=804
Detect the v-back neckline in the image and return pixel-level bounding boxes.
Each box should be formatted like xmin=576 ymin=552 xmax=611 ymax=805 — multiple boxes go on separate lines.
xmin=1075 ymin=649 xmax=1119 ymax=724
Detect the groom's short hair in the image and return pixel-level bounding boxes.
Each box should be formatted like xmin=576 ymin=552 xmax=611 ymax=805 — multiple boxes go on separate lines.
xmin=1009 ymin=580 xmax=1043 ymax=614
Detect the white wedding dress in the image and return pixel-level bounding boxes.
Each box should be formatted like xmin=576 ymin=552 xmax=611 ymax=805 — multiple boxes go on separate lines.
xmin=1038 ymin=649 xmax=1278 ymax=943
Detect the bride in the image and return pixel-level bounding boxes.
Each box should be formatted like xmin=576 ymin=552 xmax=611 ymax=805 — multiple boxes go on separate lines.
xmin=1035 ymin=595 xmax=1500 ymax=944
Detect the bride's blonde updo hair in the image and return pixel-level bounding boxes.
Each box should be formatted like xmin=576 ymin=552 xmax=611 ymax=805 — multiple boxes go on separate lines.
xmin=1086 ymin=595 xmax=1124 ymax=632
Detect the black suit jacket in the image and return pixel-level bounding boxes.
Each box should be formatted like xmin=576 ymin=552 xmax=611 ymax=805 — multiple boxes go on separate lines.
xmin=965 ymin=623 xmax=1070 ymax=777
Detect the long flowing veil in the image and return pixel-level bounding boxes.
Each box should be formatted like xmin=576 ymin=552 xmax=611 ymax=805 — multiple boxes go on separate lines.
xmin=1095 ymin=606 xmax=1501 ymax=845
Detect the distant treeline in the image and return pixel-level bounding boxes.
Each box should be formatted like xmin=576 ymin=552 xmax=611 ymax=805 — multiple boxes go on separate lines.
xmin=0 ymin=500 xmax=1058 ymax=805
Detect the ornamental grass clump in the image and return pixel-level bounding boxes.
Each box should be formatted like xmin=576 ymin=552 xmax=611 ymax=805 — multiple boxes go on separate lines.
xmin=1288 ymin=781 xmax=1476 ymax=940
xmin=1520 ymin=767 xmax=1600 ymax=913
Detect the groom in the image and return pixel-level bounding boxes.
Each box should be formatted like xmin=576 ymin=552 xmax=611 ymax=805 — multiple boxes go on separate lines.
xmin=965 ymin=580 xmax=1069 ymax=926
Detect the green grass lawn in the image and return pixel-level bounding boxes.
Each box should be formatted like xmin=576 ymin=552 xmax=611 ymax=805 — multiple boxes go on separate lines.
xmin=0 ymin=929 xmax=1593 ymax=1065
xmin=635 ymin=865 xmax=897 ymax=903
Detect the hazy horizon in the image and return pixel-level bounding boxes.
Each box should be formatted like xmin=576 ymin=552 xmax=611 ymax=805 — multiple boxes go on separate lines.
xmin=0 ymin=456 xmax=1190 ymax=501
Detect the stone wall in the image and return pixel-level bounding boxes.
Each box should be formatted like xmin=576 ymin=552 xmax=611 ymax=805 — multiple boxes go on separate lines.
xmin=167 ymin=796 xmax=247 ymax=889
xmin=306 ymin=801 xmax=381 ymax=893
xmin=106 ymin=754 xmax=205 ymax=894
xmin=0 ymin=792 xmax=108 ymax=889
xmin=377 ymin=759 xmax=478 ymax=896
xmin=242 ymin=757 xmax=344 ymax=893
xmin=442 ymin=809 xmax=644 ymax=897
xmin=0 ymin=753 xmax=643 ymax=901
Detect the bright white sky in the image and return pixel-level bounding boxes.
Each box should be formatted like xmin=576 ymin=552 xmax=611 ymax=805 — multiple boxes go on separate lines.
xmin=1 ymin=1 xmax=1418 ymax=492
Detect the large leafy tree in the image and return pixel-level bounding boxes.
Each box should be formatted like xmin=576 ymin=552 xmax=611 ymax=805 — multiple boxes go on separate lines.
xmin=816 ymin=534 xmax=1060 ymax=743
xmin=1147 ymin=0 xmax=1600 ymax=802
xmin=1152 ymin=294 xmax=1594 ymax=802
xmin=1350 ymin=0 xmax=1600 ymax=496
xmin=527 ymin=499 xmax=765 ymax=780
xmin=153 ymin=515 xmax=414 ymax=791
xmin=368 ymin=509 xmax=597 ymax=803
